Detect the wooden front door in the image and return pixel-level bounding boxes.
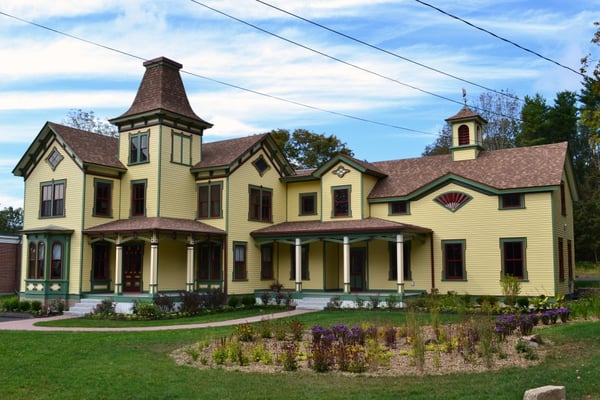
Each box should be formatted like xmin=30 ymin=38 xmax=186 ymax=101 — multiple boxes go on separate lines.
xmin=123 ymin=243 xmax=143 ymax=293
xmin=350 ymin=248 xmax=366 ymax=291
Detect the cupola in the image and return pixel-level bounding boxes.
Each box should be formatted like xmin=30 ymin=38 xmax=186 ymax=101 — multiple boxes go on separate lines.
xmin=445 ymin=106 xmax=487 ymax=161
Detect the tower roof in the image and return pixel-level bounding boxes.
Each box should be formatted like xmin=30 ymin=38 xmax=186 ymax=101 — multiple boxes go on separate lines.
xmin=445 ymin=105 xmax=487 ymax=124
xmin=111 ymin=56 xmax=212 ymax=129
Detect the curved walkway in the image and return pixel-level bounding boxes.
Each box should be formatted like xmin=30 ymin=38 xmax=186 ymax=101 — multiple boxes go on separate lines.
xmin=0 ymin=309 xmax=317 ymax=332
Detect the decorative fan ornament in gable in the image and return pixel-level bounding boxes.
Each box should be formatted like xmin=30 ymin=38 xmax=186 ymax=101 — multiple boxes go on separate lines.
xmin=434 ymin=191 xmax=472 ymax=212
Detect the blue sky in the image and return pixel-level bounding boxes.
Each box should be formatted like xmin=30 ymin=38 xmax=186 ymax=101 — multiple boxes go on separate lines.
xmin=1 ymin=0 xmax=598 ymax=209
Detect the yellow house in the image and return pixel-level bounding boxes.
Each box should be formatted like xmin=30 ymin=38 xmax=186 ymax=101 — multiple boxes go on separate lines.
xmin=13 ymin=57 xmax=577 ymax=310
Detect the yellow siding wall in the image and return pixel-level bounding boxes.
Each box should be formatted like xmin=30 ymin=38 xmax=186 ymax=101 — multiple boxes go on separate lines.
xmin=553 ymin=171 xmax=576 ymax=296
xmin=324 ymin=242 xmax=340 ymax=289
xmin=118 ymin=127 xmax=160 ymax=217
xmin=21 ymin=140 xmax=84 ymax=295
xmin=193 ymin=178 xmax=227 ymax=231
xmin=157 ymin=238 xmax=187 ymax=290
xmin=361 ymin=175 xmax=378 ymax=219
xmin=371 ymin=183 xmax=554 ymax=296
xmin=321 ymin=163 xmax=363 ymax=221
xmin=226 ymin=148 xmax=287 ymax=294
xmin=286 ymin=180 xmax=320 ymax=221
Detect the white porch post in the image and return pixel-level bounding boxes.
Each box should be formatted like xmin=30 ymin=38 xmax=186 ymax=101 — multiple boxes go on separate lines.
xmin=186 ymin=235 xmax=194 ymax=292
xmin=149 ymin=234 xmax=158 ymax=295
xmin=295 ymin=238 xmax=302 ymax=292
xmin=114 ymin=236 xmax=122 ymax=295
xmin=396 ymin=234 xmax=405 ymax=297
xmin=343 ymin=236 xmax=350 ymax=293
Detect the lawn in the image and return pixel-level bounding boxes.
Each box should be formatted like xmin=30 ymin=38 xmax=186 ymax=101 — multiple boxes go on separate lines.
xmin=0 ymin=311 xmax=598 ymax=399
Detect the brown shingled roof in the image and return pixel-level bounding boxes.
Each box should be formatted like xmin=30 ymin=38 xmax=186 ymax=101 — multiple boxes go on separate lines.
xmin=48 ymin=122 xmax=125 ymax=170
xmin=192 ymin=134 xmax=267 ymax=169
xmin=112 ymin=57 xmax=211 ymax=127
xmin=445 ymin=105 xmax=487 ymax=123
xmin=369 ymin=142 xmax=568 ymax=199
xmin=251 ymin=217 xmax=431 ymax=237
xmin=84 ymin=216 xmax=225 ymax=235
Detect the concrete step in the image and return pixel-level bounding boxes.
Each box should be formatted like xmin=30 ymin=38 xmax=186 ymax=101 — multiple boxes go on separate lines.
xmin=64 ymin=298 xmax=103 ymax=316
xmin=295 ymin=297 xmax=331 ymax=310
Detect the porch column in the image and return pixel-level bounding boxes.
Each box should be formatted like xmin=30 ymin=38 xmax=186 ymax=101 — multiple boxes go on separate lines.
xmin=114 ymin=238 xmax=122 ymax=295
xmin=295 ymin=238 xmax=302 ymax=292
xmin=343 ymin=236 xmax=350 ymax=294
xmin=186 ymin=235 xmax=194 ymax=292
xmin=149 ymin=235 xmax=158 ymax=295
xmin=396 ymin=234 xmax=405 ymax=297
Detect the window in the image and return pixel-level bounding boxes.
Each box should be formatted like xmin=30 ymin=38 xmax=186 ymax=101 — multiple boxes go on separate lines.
xmin=92 ymin=242 xmax=110 ymax=280
xmin=94 ymin=179 xmax=112 ymax=217
xmin=300 ymin=193 xmax=316 ymax=216
xmin=560 ymin=181 xmax=566 ymax=216
xmin=198 ymin=242 xmax=222 ymax=281
xmin=558 ymin=238 xmax=565 ymax=282
xmin=171 ymin=131 xmax=191 ymax=165
xmin=129 ymin=132 xmax=149 ymax=164
xmin=46 ymin=147 xmax=63 ymax=170
xmin=501 ymin=238 xmax=527 ymax=280
xmin=50 ymin=242 xmax=63 ymax=280
xmin=131 ymin=181 xmax=146 ymax=217
xmin=388 ymin=241 xmax=411 ymax=280
xmin=434 ymin=191 xmax=471 ymax=212
xmin=443 ymin=240 xmax=466 ymax=280
xmin=390 ymin=201 xmax=408 ymax=215
xmin=198 ymin=182 xmax=222 ymax=219
xmin=333 ymin=187 xmax=350 ymax=217
xmin=252 ymin=155 xmax=270 ymax=176
xmin=290 ymin=244 xmax=309 ymax=280
xmin=261 ymin=244 xmax=274 ymax=280
xmin=233 ymin=242 xmax=247 ymax=280
xmin=249 ymin=186 xmax=272 ymax=222
xmin=41 ymin=180 xmax=65 ymax=217
xmin=28 ymin=242 xmax=41 ymax=279
xmin=458 ymin=124 xmax=469 ymax=145
xmin=567 ymin=240 xmax=573 ymax=281
xmin=500 ymin=193 xmax=523 ymax=209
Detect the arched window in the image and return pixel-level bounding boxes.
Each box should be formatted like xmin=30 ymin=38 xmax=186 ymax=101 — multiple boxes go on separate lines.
xmin=37 ymin=242 xmax=45 ymax=279
xmin=51 ymin=242 xmax=63 ymax=280
xmin=458 ymin=124 xmax=469 ymax=145
xmin=28 ymin=243 xmax=37 ymax=279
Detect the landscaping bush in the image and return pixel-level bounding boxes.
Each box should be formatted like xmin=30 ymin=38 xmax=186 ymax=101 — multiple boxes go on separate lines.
xmin=94 ymin=298 xmax=115 ymax=317
xmin=135 ymin=301 xmax=160 ymax=318
xmin=18 ymin=300 xmax=31 ymax=312
xmin=153 ymin=293 xmax=175 ymax=313
xmin=1 ymin=296 xmax=20 ymax=312
xmin=178 ymin=291 xmax=205 ymax=314
xmin=202 ymin=288 xmax=226 ymax=310
xmin=31 ymin=300 xmax=43 ymax=313
xmin=241 ymin=294 xmax=256 ymax=307
xmin=227 ymin=295 xmax=241 ymax=308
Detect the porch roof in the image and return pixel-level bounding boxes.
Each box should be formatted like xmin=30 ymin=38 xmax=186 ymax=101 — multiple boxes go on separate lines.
xmin=83 ymin=217 xmax=225 ymax=235
xmin=251 ymin=217 xmax=431 ymax=238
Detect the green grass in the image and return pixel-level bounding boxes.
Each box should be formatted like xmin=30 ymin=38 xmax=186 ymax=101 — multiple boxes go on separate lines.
xmin=575 ymin=261 xmax=600 ymax=278
xmin=0 ymin=312 xmax=598 ymax=399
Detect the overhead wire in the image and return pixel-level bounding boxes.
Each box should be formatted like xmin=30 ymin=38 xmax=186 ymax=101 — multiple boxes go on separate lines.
xmin=0 ymin=9 xmax=434 ymax=136
xmin=414 ymin=0 xmax=585 ymax=78
xmin=255 ymin=0 xmax=521 ymax=102
xmin=190 ymin=1 xmax=521 ymax=122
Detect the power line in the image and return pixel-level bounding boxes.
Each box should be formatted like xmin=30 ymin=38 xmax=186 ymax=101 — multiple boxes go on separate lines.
xmin=415 ymin=0 xmax=585 ymax=78
xmin=0 ymin=10 xmax=435 ymax=136
xmin=255 ymin=0 xmax=521 ymax=103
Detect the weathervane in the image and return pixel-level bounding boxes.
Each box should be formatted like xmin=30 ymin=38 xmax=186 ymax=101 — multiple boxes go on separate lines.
xmin=462 ymin=88 xmax=467 ymax=105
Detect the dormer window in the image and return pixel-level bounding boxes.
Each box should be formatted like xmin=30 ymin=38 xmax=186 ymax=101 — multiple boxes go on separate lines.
xmin=458 ymin=125 xmax=469 ymax=145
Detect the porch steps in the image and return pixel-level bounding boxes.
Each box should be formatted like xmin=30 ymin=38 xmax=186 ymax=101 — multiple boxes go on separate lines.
xmin=65 ymin=298 xmax=102 ymax=317
xmin=294 ymin=296 xmax=331 ymax=310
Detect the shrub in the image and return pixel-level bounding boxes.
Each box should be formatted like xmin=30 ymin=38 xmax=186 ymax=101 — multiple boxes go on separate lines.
xmin=178 ymin=291 xmax=205 ymax=314
xmin=18 ymin=300 xmax=31 ymax=312
xmin=202 ymin=288 xmax=226 ymax=310
xmin=241 ymin=294 xmax=256 ymax=307
xmin=284 ymin=291 xmax=295 ymax=308
xmin=500 ymin=275 xmax=521 ymax=307
xmin=94 ymin=298 xmax=115 ymax=317
xmin=2 ymin=296 xmax=20 ymax=312
xmin=136 ymin=301 xmax=160 ymax=319
xmin=235 ymin=322 xmax=254 ymax=342
xmin=30 ymin=300 xmax=43 ymax=313
xmin=49 ymin=298 xmax=65 ymax=314
xmin=288 ymin=318 xmax=304 ymax=341
xmin=260 ymin=291 xmax=271 ymax=306
xmin=369 ymin=294 xmax=381 ymax=309
xmin=153 ymin=293 xmax=175 ymax=313
xmin=385 ymin=294 xmax=399 ymax=310
xmin=327 ymin=296 xmax=341 ymax=309
xmin=227 ymin=295 xmax=241 ymax=308
xmin=281 ymin=341 xmax=298 ymax=371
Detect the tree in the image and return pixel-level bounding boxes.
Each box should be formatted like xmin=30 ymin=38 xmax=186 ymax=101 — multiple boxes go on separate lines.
xmin=516 ymin=94 xmax=550 ymax=147
xmin=0 ymin=206 xmax=23 ymax=233
xmin=62 ymin=109 xmax=118 ymax=137
xmin=422 ymin=124 xmax=452 ymax=156
xmin=268 ymin=128 xmax=354 ymax=169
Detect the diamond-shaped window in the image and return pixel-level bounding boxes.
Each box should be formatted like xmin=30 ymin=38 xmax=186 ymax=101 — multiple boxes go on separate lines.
xmin=434 ymin=191 xmax=472 ymax=212
xmin=46 ymin=147 xmax=64 ymax=171
xmin=252 ymin=155 xmax=270 ymax=176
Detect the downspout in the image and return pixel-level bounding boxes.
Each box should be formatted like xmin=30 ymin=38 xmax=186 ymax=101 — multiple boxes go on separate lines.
xmin=15 ymin=235 xmax=22 ymax=294
xmin=430 ymin=232 xmax=435 ymax=292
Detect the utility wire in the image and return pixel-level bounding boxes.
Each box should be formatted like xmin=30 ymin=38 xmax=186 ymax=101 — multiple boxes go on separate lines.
xmin=256 ymin=0 xmax=521 ymax=102
xmin=191 ymin=0 xmax=520 ymax=121
xmin=415 ymin=0 xmax=585 ymax=78
xmin=0 ymin=10 xmax=434 ymax=136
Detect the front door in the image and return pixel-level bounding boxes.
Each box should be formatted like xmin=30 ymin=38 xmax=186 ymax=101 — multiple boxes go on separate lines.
xmin=123 ymin=243 xmax=143 ymax=293
xmin=350 ymin=248 xmax=366 ymax=291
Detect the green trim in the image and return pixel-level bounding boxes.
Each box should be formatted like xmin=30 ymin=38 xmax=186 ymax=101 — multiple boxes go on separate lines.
xmin=79 ymin=173 xmax=86 ymax=295
xmin=39 ymin=179 xmax=67 ymax=218
xmin=197 ymin=181 xmax=223 ymax=219
xmin=157 ymin=126 xmax=162 ymax=216
xmin=232 ymin=241 xmax=248 ymax=281
xmin=130 ymin=179 xmax=148 ymax=217
xmin=128 ymin=130 xmax=150 ymax=165
xmin=441 ymin=239 xmax=467 ymax=281
xmin=312 ymin=154 xmax=386 ymax=178
xmin=299 ymin=192 xmax=317 ymax=216
xmin=500 ymin=237 xmax=528 ymax=281
xmin=499 ymin=193 xmax=525 ymax=210
xmin=388 ymin=200 xmax=410 ymax=216
xmin=248 ymin=185 xmax=273 ymax=222
xmin=331 ymin=185 xmax=352 ymax=218
xmin=92 ymin=178 xmax=114 ymax=218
